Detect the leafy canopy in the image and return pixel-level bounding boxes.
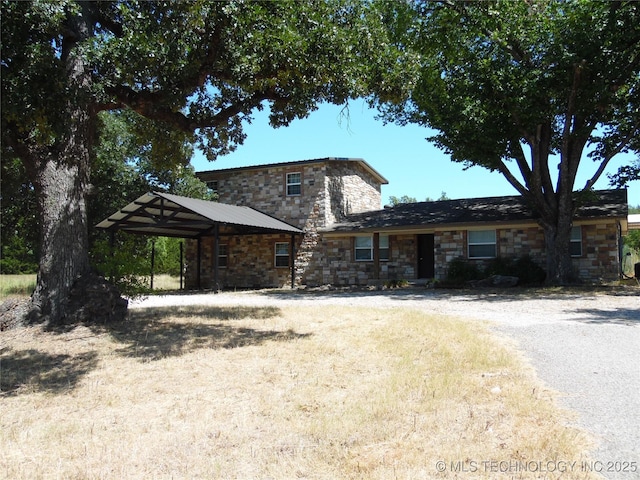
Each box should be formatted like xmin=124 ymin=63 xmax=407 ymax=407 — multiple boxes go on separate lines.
xmin=371 ymin=1 xmax=640 ymax=199
xmin=2 ymin=0 xmax=378 ymax=163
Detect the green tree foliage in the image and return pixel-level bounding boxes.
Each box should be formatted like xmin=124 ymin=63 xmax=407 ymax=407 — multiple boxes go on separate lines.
xmin=388 ymin=195 xmax=418 ymax=205
xmin=369 ymin=0 xmax=640 ymax=284
xmin=388 ymin=192 xmax=448 ymax=205
xmin=2 ymin=0 xmax=373 ymax=324
xmin=0 ymin=157 xmax=39 ymax=273
xmin=626 ymin=231 xmax=640 ymax=254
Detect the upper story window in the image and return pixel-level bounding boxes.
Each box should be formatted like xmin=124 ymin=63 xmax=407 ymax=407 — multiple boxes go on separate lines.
xmin=206 ymin=180 xmax=218 ymax=195
xmin=570 ymin=226 xmax=582 ymax=257
xmin=468 ymin=229 xmax=497 ymax=259
xmin=286 ymin=172 xmax=302 ymax=196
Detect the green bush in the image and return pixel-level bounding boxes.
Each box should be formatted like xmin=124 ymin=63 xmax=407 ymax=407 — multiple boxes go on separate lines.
xmin=445 ymin=258 xmax=483 ymax=283
xmin=485 ymin=255 xmax=546 ymax=285
xmin=442 ymin=255 xmax=546 ymax=287
xmin=512 ymin=255 xmax=547 ymax=285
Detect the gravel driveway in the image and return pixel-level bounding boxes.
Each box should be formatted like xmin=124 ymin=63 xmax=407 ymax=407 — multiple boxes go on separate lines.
xmin=131 ymin=287 xmax=640 ymax=479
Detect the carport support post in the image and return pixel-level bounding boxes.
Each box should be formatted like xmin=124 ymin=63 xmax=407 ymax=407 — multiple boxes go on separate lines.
xmin=150 ymin=238 xmax=155 ymax=290
xmin=373 ymin=232 xmax=380 ymax=281
xmin=197 ymin=237 xmax=202 ymax=290
xmin=290 ymin=234 xmax=296 ymax=289
xmin=179 ymin=241 xmax=184 ymax=290
xmin=109 ymin=231 xmax=115 ymax=283
xmin=213 ymin=224 xmax=220 ymax=293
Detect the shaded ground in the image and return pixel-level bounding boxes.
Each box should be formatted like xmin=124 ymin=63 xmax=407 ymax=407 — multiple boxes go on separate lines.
xmin=130 ymin=285 xmax=640 ymax=479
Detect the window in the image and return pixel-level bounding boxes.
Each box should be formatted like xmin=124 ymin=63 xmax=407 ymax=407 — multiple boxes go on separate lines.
xmin=570 ymin=226 xmax=582 ymax=257
xmin=468 ymin=230 xmax=497 ymax=258
xmin=354 ymin=235 xmax=389 ymax=261
xmin=379 ymin=235 xmax=389 ymax=261
xmin=286 ymin=172 xmax=301 ymax=196
xmin=355 ymin=236 xmax=373 ymax=261
xmin=218 ymin=244 xmax=228 ymax=268
xmin=275 ymin=242 xmax=290 ymax=267
xmin=206 ymin=180 xmax=218 ymax=195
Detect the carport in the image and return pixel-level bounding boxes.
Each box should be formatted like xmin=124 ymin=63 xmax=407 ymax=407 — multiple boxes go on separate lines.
xmin=96 ymin=192 xmax=304 ymax=290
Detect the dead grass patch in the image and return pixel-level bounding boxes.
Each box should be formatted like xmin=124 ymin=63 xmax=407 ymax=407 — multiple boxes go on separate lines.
xmin=1 ymin=305 xmax=598 ymax=479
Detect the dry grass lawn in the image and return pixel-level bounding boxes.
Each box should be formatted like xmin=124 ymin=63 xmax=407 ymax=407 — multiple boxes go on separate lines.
xmin=0 ymin=304 xmax=599 ymax=479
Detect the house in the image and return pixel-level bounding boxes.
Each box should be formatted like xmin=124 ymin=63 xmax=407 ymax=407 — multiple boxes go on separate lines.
xmin=189 ymin=157 xmax=629 ymax=289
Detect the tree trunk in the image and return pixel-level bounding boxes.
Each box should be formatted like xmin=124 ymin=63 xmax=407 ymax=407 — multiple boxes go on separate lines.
xmin=539 ymin=193 xmax=577 ymax=285
xmin=542 ymin=222 xmax=575 ymax=285
xmin=29 ymin=146 xmax=90 ymax=322
xmin=22 ymin=5 xmax=127 ymax=325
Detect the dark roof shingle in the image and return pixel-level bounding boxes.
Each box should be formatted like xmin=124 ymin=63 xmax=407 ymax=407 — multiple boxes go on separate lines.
xmin=325 ymin=189 xmax=628 ymax=233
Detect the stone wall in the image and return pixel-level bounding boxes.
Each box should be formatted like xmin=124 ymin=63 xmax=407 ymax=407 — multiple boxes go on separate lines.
xmin=434 ymin=230 xmax=466 ymax=279
xmin=433 ymin=223 xmax=620 ymax=282
xmin=187 ymin=161 xmax=622 ymax=288
xmin=185 ymin=233 xmax=301 ymax=289
xmin=573 ymin=222 xmax=621 ymax=281
xmin=185 ymin=220 xmax=621 ymax=289
xmin=201 ymin=159 xmax=382 ymax=228
xmin=188 ymin=159 xmax=383 ymax=289
xmin=325 ymin=162 xmax=382 ymax=224
xmin=303 ymin=234 xmax=417 ymax=286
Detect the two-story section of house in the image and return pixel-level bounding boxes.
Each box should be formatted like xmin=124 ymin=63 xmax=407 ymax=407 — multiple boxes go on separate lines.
xmin=190 ymin=157 xmax=388 ymax=289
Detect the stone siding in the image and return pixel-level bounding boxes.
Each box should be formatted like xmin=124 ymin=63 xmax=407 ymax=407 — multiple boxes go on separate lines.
xmin=325 ymin=162 xmax=382 ymax=224
xmin=186 ymin=162 xmax=622 ymax=289
xmin=434 ymin=223 xmax=620 ymax=282
xmin=573 ymin=222 xmax=621 ymax=281
xmin=185 ymin=233 xmax=300 ymax=289
xmin=188 ymin=160 xmax=382 ymax=289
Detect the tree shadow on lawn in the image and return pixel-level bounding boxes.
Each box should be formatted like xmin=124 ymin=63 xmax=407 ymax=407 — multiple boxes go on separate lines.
xmin=96 ymin=305 xmax=311 ymax=361
xmin=0 ymin=349 xmax=98 ymax=396
xmin=1 ymin=306 xmax=309 ymax=396
xmin=260 ymin=285 xmax=639 ymax=303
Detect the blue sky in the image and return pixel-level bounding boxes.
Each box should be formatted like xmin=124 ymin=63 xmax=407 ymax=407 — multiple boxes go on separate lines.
xmin=191 ymin=98 xmax=639 ymax=208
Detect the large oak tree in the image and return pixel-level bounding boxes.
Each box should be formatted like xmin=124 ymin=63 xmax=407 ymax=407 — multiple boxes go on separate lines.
xmin=371 ymin=0 xmax=640 ymax=283
xmin=1 ymin=0 xmax=375 ymax=324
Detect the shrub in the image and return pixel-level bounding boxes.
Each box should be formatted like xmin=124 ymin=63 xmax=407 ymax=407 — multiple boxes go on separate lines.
xmin=444 ymin=258 xmax=483 ymax=284
xmin=443 ymin=255 xmax=546 ymax=287
xmin=511 ymin=255 xmax=546 ymax=285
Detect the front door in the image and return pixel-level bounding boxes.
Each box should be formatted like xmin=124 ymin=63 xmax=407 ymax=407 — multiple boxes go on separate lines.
xmin=417 ymin=234 xmax=435 ymax=279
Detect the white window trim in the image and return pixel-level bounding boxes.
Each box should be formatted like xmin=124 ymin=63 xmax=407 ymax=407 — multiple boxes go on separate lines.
xmin=218 ymin=244 xmax=228 ymax=268
xmin=354 ymin=235 xmax=390 ymax=262
xmin=275 ymin=242 xmax=290 ymax=268
xmin=379 ymin=234 xmax=389 ymax=261
xmin=354 ymin=236 xmax=373 ymax=261
xmin=570 ymin=226 xmax=582 ymax=257
xmin=286 ymin=172 xmax=302 ymax=196
xmin=468 ymin=229 xmax=497 ymax=259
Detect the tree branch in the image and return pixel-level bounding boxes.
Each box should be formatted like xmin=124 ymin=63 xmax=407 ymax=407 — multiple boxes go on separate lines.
xmin=104 ymin=84 xmax=287 ymax=133
xmin=583 ymin=129 xmax=637 ymax=190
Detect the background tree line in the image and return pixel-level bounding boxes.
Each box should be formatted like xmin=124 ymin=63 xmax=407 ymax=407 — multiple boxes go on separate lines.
xmin=1 ymin=111 xmax=213 ymax=283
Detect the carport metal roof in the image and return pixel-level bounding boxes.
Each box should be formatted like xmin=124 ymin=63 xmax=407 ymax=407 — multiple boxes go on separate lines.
xmin=96 ymin=192 xmax=303 ymax=238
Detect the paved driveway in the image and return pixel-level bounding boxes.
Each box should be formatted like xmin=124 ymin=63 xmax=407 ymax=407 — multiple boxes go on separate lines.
xmin=132 ymin=287 xmax=640 ymax=478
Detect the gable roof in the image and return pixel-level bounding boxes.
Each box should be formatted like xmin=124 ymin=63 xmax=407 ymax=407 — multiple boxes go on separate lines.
xmin=325 ymin=189 xmax=628 ymax=234
xmin=96 ymin=192 xmax=303 ymax=238
xmin=197 ymin=157 xmax=389 ymax=185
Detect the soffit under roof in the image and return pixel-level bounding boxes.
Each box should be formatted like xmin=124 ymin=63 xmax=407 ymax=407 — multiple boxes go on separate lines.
xmin=96 ymin=192 xmax=303 ymax=238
